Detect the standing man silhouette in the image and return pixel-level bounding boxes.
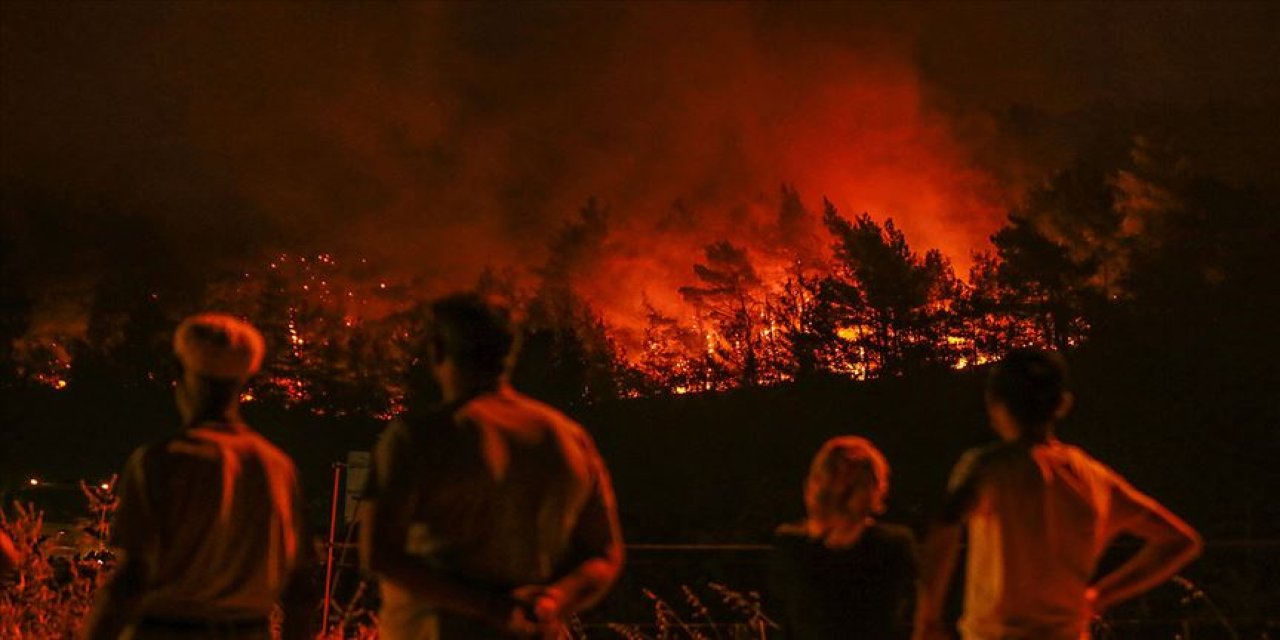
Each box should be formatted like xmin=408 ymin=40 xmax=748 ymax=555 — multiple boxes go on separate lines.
xmin=360 ymin=293 xmax=624 ymax=639
xmin=84 ymin=314 xmax=314 ymax=640
xmin=914 ymin=349 xmax=1202 ymax=640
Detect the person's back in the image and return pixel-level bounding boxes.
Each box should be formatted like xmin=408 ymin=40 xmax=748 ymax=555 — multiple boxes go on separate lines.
xmin=957 ymin=440 xmax=1134 ymax=639
xmin=914 ymin=349 xmax=1201 ymax=640
xmin=771 ymin=436 xmax=916 ymax=640
xmin=84 ymin=314 xmax=314 ymax=640
xmin=117 ymin=422 xmax=301 ymax=620
xmin=375 ymin=386 xmax=608 ymax=635
xmin=772 ymin=521 xmax=916 ymax=639
xmin=361 ymin=293 xmax=623 ymax=640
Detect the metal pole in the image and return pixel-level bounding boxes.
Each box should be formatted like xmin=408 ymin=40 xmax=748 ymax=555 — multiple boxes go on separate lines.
xmin=322 ymin=463 xmax=344 ymax=635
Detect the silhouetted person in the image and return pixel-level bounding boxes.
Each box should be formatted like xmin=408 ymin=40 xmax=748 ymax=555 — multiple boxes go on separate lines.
xmin=914 ymin=349 xmax=1202 ymax=640
xmin=83 ymin=314 xmax=314 ymax=640
xmin=772 ymin=436 xmax=916 ymax=640
xmin=359 ymin=293 xmax=624 ymax=639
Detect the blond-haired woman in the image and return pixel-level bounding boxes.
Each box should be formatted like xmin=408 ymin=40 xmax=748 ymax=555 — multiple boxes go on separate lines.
xmin=772 ymin=436 xmax=917 ymax=639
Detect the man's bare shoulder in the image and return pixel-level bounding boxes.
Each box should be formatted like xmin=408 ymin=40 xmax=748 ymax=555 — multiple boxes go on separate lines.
xmin=1050 ymin=441 xmax=1127 ymax=484
xmin=467 ymin=387 xmax=591 ymax=439
xmin=1053 ymin=441 xmax=1104 ymax=465
xmin=948 ymin=441 xmax=1044 ymax=495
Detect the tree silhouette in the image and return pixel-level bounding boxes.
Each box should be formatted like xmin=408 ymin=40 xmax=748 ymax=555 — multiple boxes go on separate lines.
xmin=821 ymin=200 xmax=959 ymax=376
xmin=74 ymin=272 xmax=175 ymax=390
xmin=635 ymin=299 xmax=702 ymax=394
xmin=517 ymin=198 xmax=621 ymax=408
xmin=989 ymin=213 xmax=1098 ymax=350
xmin=679 ymin=241 xmax=765 ymax=387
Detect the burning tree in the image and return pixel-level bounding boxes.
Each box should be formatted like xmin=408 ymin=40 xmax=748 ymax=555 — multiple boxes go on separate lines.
xmin=633 ymin=300 xmax=704 ymax=395
xmin=18 ymin=137 xmax=1260 ymax=405
xmin=201 ymin=252 xmax=420 ymax=418
xmin=818 ymin=200 xmax=963 ymax=377
xmin=679 ymin=241 xmax=768 ymax=389
xmin=981 ymin=215 xmax=1097 ymax=350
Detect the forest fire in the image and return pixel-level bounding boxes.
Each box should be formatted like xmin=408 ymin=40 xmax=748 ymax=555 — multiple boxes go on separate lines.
xmin=2 ymin=5 xmax=1278 ymax=639
xmin=2 ymin=3 xmax=1265 ymax=420
xmin=8 ymin=152 xmax=1138 ymax=418
xmin=16 ymin=135 xmax=1208 ymax=421
xmin=9 ymin=186 xmax=1060 ymax=417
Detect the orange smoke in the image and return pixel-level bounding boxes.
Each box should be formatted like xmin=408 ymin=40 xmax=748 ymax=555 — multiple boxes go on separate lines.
xmin=548 ymin=10 xmax=1008 ymax=338
xmin=4 ymin=4 xmax=1014 ymax=358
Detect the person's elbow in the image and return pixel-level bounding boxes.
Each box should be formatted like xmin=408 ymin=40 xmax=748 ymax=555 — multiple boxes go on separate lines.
xmin=1176 ymin=528 xmax=1204 ymax=561
xmin=581 ymin=545 xmax=625 ymax=590
xmin=604 ymin=539 xmax=625 ymax=578
xmin=1154 ymin=522 xmax=1203 ymax=567
xmin=558 ymin=540 xmax=625 ymax=611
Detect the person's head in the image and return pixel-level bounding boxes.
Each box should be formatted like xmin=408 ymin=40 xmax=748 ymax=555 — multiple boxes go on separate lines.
xmin=985 ymin=348 xmax=1073 ymax=442
xmin=172 ymin=313 xmax=265 ymax=426
xmin=804 ymin=436 xmax=891 ymax=533
xmin=423 ymin=293 xmax=516 ymax=398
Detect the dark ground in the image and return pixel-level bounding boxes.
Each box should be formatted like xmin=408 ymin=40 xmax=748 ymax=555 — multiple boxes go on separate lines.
xmin=3 ymin=331 xmax=1277 ymax=633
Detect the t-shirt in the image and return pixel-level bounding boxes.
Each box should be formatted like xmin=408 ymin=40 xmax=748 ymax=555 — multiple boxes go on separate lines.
xmin=364 ymin=385 xmax=622 ymax=640
xmin=770 ymin=522 xmax=917 ymax=640
xmin=112 ymin=422 xmax=303 ymax=621
xmin=946 ymin=440 xmax=1156 ymax=640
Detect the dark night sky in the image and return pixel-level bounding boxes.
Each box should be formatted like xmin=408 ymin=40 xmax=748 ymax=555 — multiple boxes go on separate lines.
xmin=3 ymin=1 xmax=1279 ymax=329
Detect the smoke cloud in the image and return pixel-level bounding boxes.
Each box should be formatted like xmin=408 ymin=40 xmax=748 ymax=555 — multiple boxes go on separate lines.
xmin=3 ymin=2 xmax=1278 ymax=330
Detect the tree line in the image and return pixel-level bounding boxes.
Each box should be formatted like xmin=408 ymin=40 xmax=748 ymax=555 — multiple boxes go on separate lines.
xmin=3 ymin=137 xmax=1275 ymax=419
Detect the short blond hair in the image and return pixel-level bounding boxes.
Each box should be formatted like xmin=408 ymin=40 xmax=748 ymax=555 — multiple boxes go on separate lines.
xmin=805 ymin=436 xmax=891 ymax=523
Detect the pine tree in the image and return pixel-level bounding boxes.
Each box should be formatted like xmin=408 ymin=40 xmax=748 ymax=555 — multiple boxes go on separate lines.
xmin=679 ymin=241 xmax=765 ymax=387
xmin=989 ymin=214 xmax=1097 ymax=350
xmin=821 ymin=200 xmax=960 ymax=376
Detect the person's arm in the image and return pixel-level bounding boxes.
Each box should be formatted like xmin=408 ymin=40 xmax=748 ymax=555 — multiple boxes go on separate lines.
xmin=357 ymin=423 xmax=522 ymax=628
xmin=1088 ymin=474 xmax=1202 ymax=613
xmin=83 ymin=449 xmax=150 ymax=640
xmin=528 ymin=434 xmax=625 ymax=618
xmin=359 ymin=500 xmax=515 ymax=620
xmin=913 ymin=450 xmax=984 ymax=640
xmin=512 ymin=433 xmax=625 ymax=626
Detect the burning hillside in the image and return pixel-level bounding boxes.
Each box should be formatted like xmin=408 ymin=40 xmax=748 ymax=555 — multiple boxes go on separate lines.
xmin=4 ymin=3 xmax=1276 ymax=417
